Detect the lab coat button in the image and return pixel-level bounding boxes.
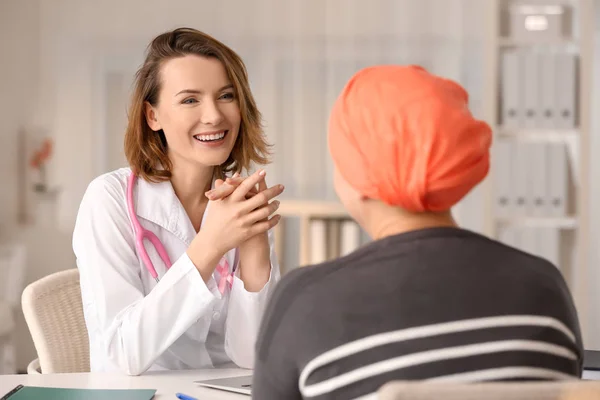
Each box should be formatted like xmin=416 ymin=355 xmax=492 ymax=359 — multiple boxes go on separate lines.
xmin=212 ymin=311 xmax=220 ymax=320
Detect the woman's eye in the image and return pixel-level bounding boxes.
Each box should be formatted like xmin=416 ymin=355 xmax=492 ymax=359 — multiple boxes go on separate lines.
xmin=220 ymin=92 xmax=235 ymax=101
xmin=182 ymin=98 xmax=197 ymax=104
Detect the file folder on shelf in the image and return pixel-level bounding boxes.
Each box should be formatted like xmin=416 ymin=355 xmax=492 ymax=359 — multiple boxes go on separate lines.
xmin=527 ymin=142 xmax=548 ymax=217
xmin=498 ymin=225 xmax=520 ymax=249
xmin=546 ymin=143 xmax=568 ymax=217
xmin=493 ymin=140 xmax=513 ymax=217
xmin=519 ymin=227 xmax=538 ymax=256
xmin=522 ymin=51 xmax=540 ymax=129
xmin=555 ymin=53 xmax=578 ymax=129
xmin=309 ymin=218 xmax=327 ymax=264
xmin=512 ymin=142 xmax=529 ymax=215
xmin=326 ymin=219 xmax=341 ymax=260
xmin=501 ymin=50 xmax=521 ymax=128
xmin=540 ymin=52 xmax=558 ymax=129
xmin=539 ymin=228 xmax=561 ymax=267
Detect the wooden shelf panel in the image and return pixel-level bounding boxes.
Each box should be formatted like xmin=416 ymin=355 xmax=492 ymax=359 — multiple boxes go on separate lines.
xmin=496 ymin=128 xmax=579 ymax=143
xmin=495 ymin=216 xmax=578 ymax=229
xmin=278 ymin=199 xmax=348 ymax=218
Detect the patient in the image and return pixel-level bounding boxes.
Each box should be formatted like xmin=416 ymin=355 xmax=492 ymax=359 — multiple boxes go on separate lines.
xmin=252 ymin=65 xmax=583 ymax=399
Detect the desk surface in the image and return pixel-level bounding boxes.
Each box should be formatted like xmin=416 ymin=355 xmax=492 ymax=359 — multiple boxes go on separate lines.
xmin=2 ymin=368 xmax=599 ymax=399
xmin=0 ymin=368 xmax=251 ymax=399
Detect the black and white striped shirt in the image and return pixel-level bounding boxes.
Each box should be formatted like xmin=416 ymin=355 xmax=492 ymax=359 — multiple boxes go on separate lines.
xmin=252 ymin=227 xmax=583 ymax=400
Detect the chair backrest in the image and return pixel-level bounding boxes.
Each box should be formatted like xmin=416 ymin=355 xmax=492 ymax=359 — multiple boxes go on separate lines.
xmin=21 ymin=268 xmax=90 ymax=373
xmin=377 ymin=381 xmax=600 ymax=400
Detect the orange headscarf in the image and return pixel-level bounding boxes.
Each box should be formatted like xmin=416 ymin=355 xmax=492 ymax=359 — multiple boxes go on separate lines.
xmin=328 ymin=65 xmax=492 ymax=212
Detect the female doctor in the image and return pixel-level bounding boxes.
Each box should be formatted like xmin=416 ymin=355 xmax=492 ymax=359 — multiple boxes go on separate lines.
xmin=72 ymin=27 xmax=284 ymax=375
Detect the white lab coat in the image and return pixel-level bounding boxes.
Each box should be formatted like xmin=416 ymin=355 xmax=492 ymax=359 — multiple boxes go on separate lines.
xmin=72 ymin=167 xmax=280 ymax=375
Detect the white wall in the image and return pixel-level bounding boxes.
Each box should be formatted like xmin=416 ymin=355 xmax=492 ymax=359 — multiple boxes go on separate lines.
xmin=0 ymin=0 xmax=40 ymax=371
xmin=0 ymin=0 xmax=40 ymax=226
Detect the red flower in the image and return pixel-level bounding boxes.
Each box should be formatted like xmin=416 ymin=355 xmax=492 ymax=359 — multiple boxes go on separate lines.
xmin=30 ymin=139 xmax=53 ymax=170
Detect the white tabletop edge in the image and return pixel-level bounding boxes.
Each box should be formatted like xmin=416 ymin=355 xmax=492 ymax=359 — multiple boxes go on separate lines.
xmin=0 ymin=368 xmax=252 ymax=400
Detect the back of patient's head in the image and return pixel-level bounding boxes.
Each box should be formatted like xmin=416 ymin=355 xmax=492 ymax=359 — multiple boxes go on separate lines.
xmin=328 ymin=65 xmax=492 ymax=226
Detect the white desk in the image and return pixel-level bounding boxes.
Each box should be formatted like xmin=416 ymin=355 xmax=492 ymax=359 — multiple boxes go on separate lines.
xmin=0 ymin=368 xmax=251 ymax=399
xmin=2 ymin=369 xmax=598 ymax=399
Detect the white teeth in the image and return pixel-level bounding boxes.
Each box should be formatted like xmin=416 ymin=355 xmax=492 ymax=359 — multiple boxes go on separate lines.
xmin=194 ymin=131 xmax=226 ymax=141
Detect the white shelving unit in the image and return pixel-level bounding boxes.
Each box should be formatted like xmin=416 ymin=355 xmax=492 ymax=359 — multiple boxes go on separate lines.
xmin=483 ymin=0 xmax=594 ymax=338
xmin=275 ymin=199 xmax=352 ymax=269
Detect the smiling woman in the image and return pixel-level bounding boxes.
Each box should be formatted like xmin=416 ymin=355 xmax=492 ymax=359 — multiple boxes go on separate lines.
xmin=125 ymin=28 xmax=270 ymax=183
xmin=71 ymin=27 xmax=284 ymax=375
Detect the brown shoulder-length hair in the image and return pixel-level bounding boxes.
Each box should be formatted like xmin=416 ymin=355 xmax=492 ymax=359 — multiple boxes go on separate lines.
xmin=124 ymin=27 xmax=270 ymax=182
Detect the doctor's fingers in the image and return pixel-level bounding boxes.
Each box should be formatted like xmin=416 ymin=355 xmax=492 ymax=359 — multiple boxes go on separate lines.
xmin=257 ymin=174 xmax=268 ymax=193
xmin=206 ymin=178 xmax=258 ymax=201
xmin=227 ymin=174 xmax=269 ymax=191
xmin=227 ymin=176 xmax=261 ymax=199
xmin=243 ymin=200 xmax=280 ymax=225
xmin=231 ymin=169 xmax=268 ymax=201
xmin=206 ymin=182 xmax=236 ymax=200
xmin=240 ymin=183 xmax=284 ymax=214
xmin=225 ymin=176 xmax=261 ymax=196
xmin=247 ymin=214 xmax=282 ymax=237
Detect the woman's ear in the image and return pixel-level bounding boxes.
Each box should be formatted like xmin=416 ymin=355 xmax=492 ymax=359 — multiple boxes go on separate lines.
xmin=144 ymin=101 xmax=161 ymax=131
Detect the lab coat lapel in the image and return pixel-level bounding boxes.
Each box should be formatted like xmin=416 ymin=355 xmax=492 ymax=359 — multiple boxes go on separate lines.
xmin=134 ymin=176 xmax=198 ymax=246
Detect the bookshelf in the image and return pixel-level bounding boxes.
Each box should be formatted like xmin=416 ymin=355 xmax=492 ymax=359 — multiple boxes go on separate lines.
xmin=274 ymin=200 xmax=361 ymax=269
xmin=483 ymin=0 xmax=594 ymax=338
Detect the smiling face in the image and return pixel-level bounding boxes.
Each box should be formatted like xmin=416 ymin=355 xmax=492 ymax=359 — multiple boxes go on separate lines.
xmin=144 ymin=54 xmax=241 ymax=171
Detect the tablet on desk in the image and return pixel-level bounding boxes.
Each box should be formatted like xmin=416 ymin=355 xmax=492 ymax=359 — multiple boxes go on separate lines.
xmin=194 ymin=375 xmax=253 ymax=396
xmin=584 ymin=350 xmax=600 ymax=371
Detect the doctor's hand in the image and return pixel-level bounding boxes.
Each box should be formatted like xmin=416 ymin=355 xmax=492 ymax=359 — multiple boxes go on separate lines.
xmin=187 ymin=170 xmax=283 ymax=283
xmin=206 ymin=172 xmax=280 ymax=291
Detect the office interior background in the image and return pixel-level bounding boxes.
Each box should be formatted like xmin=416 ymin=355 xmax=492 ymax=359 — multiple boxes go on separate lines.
xmin=1 ymin=0 xmax=599 ymax=374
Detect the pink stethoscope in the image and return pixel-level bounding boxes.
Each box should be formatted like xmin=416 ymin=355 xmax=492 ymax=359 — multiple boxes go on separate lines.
xmin=126 ymin=172 xmax=234 ymax=294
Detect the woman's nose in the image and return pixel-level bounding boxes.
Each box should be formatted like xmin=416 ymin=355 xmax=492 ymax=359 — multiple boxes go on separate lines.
xmin=200 ymin=100 xmax=224 ymax=126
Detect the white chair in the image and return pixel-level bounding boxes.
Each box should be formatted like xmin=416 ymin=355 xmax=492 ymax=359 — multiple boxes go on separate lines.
xmin=21 ymin=268 xmax=90 ymax=373
xmin=0 ymin=243 xmax=26 ymax=374
xmin=377 ymin=380 xmax=600 ymax=400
